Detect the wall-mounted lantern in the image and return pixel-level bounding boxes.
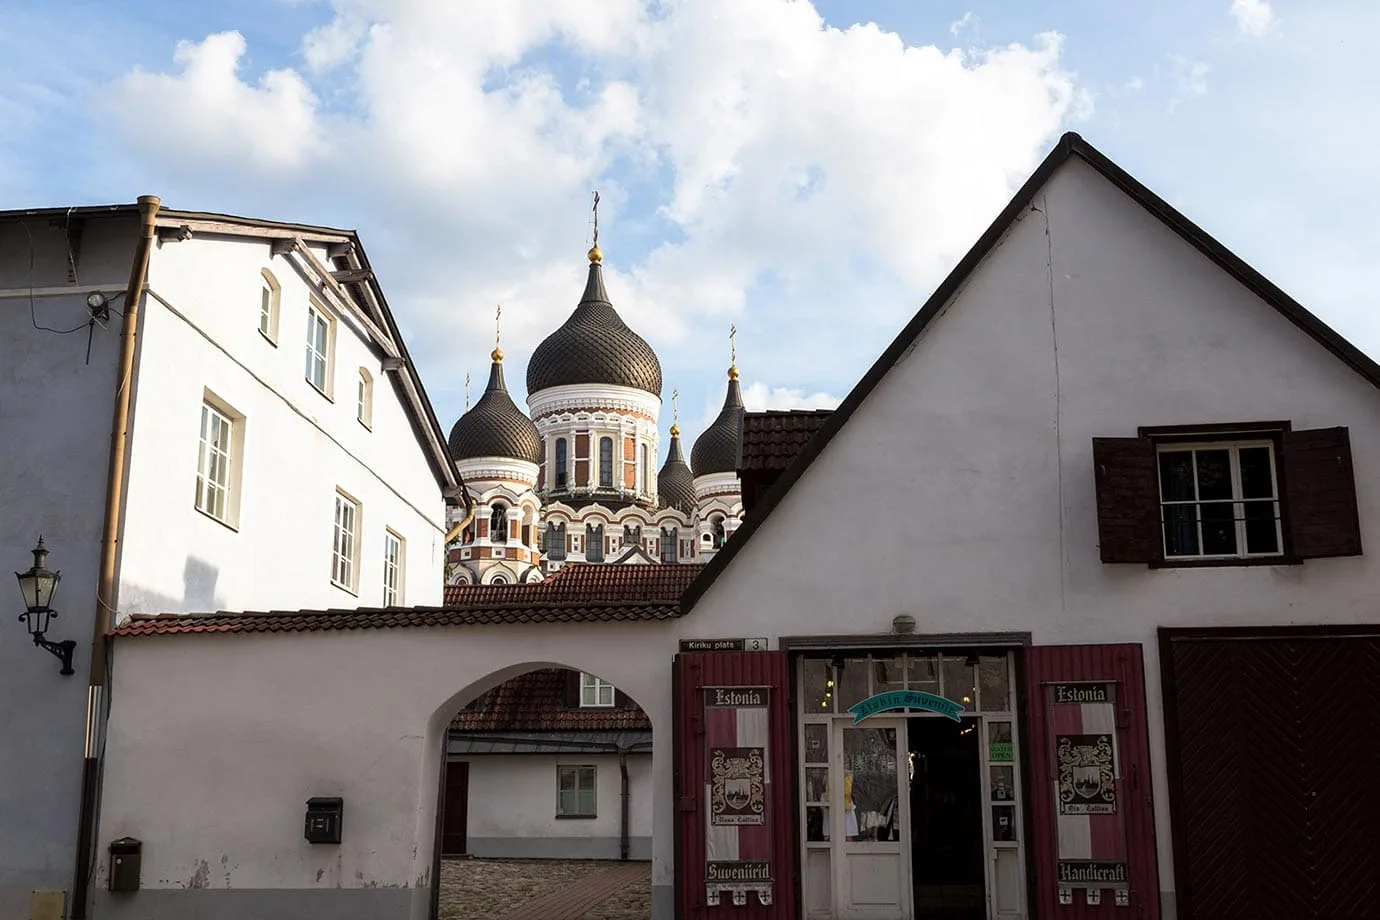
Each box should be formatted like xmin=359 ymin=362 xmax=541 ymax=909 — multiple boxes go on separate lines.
xmin=15 ymin=537 xmax=75 ymax=676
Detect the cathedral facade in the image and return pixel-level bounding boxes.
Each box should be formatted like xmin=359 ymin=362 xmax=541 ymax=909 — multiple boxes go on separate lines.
xmin=445 ymin=241 xmax=743 ymax=584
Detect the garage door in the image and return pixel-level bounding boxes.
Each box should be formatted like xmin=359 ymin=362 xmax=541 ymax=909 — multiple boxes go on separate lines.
xmin=1160 ymin=630 xmax=1380 ymax=919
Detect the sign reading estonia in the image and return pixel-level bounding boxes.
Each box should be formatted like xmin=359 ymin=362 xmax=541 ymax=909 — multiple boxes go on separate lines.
xmin=848 ymin=690 xmax=963 ymax=723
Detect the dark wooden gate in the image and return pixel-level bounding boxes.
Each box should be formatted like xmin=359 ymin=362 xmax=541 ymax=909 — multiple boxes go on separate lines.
xmin=441 ymin=761 xmax=469 ymax=856
xmin=1024 ymin=643 xmax=1161 ymax=920
xmin=1160 ymin=629 xmax=1380 ymax=919
xmin=674 ymin=650 xmax=796 ymax=920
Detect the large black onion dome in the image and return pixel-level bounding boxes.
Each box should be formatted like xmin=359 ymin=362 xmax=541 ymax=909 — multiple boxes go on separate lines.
xmin=691 ymin=371 xmax=744 ymax=476
xmin=526 ymin=258 xmax=662 ymax=396
xmin=658 ymin=428 xmax=696 ymax=513
xmin=448 ymin=354 xmax=541 ymax=464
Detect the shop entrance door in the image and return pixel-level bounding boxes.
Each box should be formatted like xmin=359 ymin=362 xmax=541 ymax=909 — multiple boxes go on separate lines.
xmin=837 ymin=720 xmax=910 ymax=919
xmin=909 ymin=719 xmax=985 ymax=920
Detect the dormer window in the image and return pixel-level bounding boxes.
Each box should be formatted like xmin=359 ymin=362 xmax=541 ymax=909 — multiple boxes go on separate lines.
xmin=580 ymin=673 xmax=615 ymax=708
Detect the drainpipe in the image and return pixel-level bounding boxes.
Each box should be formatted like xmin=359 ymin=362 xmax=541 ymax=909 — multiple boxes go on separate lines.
xmin=619 ymin=748 xmax=631 ymax=861
xmin=71 ymin=194 xmax=160 ymax=919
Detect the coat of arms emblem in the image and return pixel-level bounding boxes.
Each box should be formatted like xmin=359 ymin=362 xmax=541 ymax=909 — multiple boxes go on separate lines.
xmin=1056 ymin=734 xmax=1116 ymax=815
xmin=710 ymin=747 xmax=766 ymax=825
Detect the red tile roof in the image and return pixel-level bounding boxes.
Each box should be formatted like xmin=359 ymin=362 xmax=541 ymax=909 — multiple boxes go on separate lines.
xmin=739 ymin=409 xmax=833 ymax=472
xmin=110 ymin=563 xmax=704 ymax=637
xmin=450 ymin=668 xmax=651 ymax=732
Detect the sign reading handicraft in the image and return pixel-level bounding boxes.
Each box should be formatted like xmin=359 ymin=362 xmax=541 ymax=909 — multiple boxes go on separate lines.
xmin=1056 ymin=733 xmax=1117 ymax=815
xmin=710 ymin=747 xmax=766 ymax=825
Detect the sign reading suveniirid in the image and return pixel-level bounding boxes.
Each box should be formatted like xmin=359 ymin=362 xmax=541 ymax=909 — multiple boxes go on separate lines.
xmin=704 ymin=687 xmax=774 ymax=907
xmin=847 ymin=689 xmax=964 ymax=723
xmin=1046 ymin=681 xmax=1129 ymax=890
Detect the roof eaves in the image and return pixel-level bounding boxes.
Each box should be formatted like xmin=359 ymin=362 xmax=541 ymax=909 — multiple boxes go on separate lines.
xmin=683 ymin=130 xmax=1380 ymax=614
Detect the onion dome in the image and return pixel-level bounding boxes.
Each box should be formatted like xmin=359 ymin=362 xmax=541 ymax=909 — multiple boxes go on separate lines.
xmin=448 ymin=350 xmax=541 ymax=464
xmin=691 ymin=366 xmax=744 ymax=476
xmin=658 ymin=423 xmax=696 ymax=513
xmin=526 ymin=248 xmax=662 ymax=396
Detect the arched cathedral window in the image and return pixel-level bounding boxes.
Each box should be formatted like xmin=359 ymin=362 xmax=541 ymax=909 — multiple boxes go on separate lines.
xmin=555 ymin=438 xmax=568 ymax=489
xmin=490 ymin=503 xmax=508 ymax=543
xmin=712 ymin=517 xmax=725 ymax=550
xmin=599 ymin=437 xmax=614 ymax=488
xmin=640 ymin=443 xmax=649 ymax=493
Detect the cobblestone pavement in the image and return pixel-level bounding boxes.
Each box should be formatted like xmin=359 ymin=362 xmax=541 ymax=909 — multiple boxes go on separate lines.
xmin=438 ymin=858 xmax=651 ymax=920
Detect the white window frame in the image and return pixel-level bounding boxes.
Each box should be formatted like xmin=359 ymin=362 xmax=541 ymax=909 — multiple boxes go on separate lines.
xmin=332 ymin=489 xmax=361 ymax=593
xmin=556 ymin=764 xmax=597 ymax=818
xmin=305 ymin=301 xmax=335 ymax=397
xmin=579 ymin=672 xmax=616 ymax=708
xmin=195 ymin=394 xmax=244 ymax=528
xmin=383 ymin=529 xmax=404 ymax=606
xmin=357 ymin=368 xmax=373 ymax=429
xmin=259 ymin=268 xmax=280 ymax=344
xmin=1157 ymin=440 xmax=1284 ymax=561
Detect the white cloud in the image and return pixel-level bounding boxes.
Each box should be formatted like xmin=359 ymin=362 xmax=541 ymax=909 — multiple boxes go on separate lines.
xmin=1231 ymin=0 xmax=1276 ymax=38
xmin=740 ymin=381 xmax=842 ymax=412
xmin=108 ymin=32 xmax=324 ymax=171
xmin=1167 ymin=55 xmax=1210 ymax=112
xmin=95 ymin=1 xmax=1084 ymax=426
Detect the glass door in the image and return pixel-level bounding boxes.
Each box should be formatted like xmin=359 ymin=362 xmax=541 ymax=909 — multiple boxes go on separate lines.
xmin=836 ymin=720 xmax=910 ymax=919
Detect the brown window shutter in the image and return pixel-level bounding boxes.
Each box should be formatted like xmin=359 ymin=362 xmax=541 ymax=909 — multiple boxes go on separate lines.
xmin=1283 ymin=427 xmax=1362 ymax=558
xmin=565 ymin=670 xmax=582 ymax=708
xmin=1092 ymin=437 xmax=1161 ymax=563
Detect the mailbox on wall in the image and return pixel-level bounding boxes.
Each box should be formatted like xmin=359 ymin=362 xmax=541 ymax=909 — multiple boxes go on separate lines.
xmin=108 ymin=837 xmax=142 ymax=892
xmin=305 ymin=797 xmax=343 ymax=844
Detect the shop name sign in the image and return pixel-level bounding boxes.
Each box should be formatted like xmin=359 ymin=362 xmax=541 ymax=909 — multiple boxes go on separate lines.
xmin=1052 ymin=683 xmax=1115 ymax=704
xmin=848 ymin=690 xmax=963 ymax=723
xmin=704 ymin=687 xmax=769 ymax=708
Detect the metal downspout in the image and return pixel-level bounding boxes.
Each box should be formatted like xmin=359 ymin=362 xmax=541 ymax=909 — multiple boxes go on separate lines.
xmin=70 ymin=194 xmax=160 ymax=919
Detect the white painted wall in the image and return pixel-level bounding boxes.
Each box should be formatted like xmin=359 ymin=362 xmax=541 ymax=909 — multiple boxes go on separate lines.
xmin=0 ymin=213 xmax=138 ymax=918
xmin=116 ymin=234 xmax=447 ymax=615
xmin=96 ymin=622 xmax=676 ymax=918
xmin=459 ymin=753 xmax=653 ymax=855
xmin=680 ymin=156 xmax=1380 ymax=904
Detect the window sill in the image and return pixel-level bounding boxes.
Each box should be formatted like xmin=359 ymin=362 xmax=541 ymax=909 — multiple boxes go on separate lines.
xmin=555 ymin=813 xmax=597 ymax=820
xmin=579 ymin=703 xmax=617 ymax=710
xmin=258 ymin=329 xmax=278 ymax=347
xmin=307 ymin=379 xmax=334 ymax=402
xmin=194 ymin=506 xmax=239 ymax=533
xmin=357 ymin=418 xmax=372 ymax=431
xmin=1149 ymin=555 xmax=1301 ymax=569
xmin=331 ymin=579 xmax=359 ymax=596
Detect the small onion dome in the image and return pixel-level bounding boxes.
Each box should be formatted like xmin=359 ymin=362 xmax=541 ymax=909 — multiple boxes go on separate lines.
xmin=658 ymin=424 xmax=696 ymax=513
xmin=690 ymin=368 xmax=744 ymax=476
xmin=526 ymin=253 xmax=662 ymax=396
xmin=448 ymin=350 xmax=541 ymax=464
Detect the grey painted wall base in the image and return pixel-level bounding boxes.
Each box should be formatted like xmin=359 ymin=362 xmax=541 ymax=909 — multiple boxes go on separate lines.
xmin=93 ymin=887 xmax=413 ymax=920
xmin=652 ymin=883 xmax=673 ymax=920
xmin=1160 ymin=890 xmax=1176 ymax=920
xmin=464 ymin=835 xmax=652 ymax=861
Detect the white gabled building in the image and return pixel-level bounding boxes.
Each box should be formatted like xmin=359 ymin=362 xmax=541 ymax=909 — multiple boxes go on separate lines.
xmin=0 ymin=197 xmax=465 ymax=920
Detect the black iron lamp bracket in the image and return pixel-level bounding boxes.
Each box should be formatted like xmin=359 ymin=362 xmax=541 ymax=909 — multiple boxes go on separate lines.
xmin=34 ymin=634 xmax=76 ymax=675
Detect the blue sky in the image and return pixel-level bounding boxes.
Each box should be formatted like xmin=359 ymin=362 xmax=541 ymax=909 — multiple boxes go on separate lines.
xmin=3 ymin=0 xmax=1377 ymax=447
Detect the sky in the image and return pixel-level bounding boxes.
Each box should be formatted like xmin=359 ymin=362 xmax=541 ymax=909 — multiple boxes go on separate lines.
xmin=2 ymin=0 xmax=1377 ymax=449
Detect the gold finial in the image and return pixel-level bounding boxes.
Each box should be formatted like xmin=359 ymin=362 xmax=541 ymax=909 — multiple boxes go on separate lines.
xmin=728 ymin=324 xmax=739 ymax=379
xmin=670 ymin=388 xmax=680 ymax=437
xmin=491 ymin=304 xmax=503 ymax=362
xmin=588 ymin=190 xmax=602 ymax=262
xmin=465 ymin=372 xmax=471 ymax=410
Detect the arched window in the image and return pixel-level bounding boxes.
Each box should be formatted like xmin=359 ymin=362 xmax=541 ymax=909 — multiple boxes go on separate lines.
xmin=490 ymin=573 xmax=509 ymax=585
xmin=640 ymin=443 xmax=649 ymax=493
xmin=555 ymin=438 xmax=568 ymax=490
xmin=712 ymin=517 xmax=726 ymax=550
xmin=599 ymin=437 xmax=614 ymax=488
xmin=356 ymin=368 xmax=373 ymax=429
xmin=258 ymin=268 xmax=280 ymax=343
xmin=490 ymin=503 xmax=508 ymax=543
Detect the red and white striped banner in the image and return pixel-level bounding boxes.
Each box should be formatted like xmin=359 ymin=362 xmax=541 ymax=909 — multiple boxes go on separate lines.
xmin=704 ymin=687 xmax=773 ymax=907
xmin=1047 ymin=683 xmax=1129 ymax=890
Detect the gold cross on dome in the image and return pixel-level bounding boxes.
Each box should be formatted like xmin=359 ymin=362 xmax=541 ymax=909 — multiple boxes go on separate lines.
xmin=729 ymin=324 xmax=737 ymax=366
xmin=592 ymin=190 xmax=600 ymax=246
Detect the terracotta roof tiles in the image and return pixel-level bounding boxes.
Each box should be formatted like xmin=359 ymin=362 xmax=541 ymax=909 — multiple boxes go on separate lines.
xmin=450 ymin=668 xmax=651 ymax=732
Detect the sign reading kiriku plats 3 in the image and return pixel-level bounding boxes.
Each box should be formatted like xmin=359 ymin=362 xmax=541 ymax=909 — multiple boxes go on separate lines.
xmin=703 ymin=686 xmax=773 ymax=907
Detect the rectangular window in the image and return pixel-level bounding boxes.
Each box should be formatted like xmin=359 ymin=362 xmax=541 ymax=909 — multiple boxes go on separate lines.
xmin=383 ymin=529 xmax=404 ymax=606
xmin=305 ymin=304 xmax=332 ymax=395
xmin=332 ymin=490 xmax=360 ymax=592
xmin=1158 ymin=441 xmax=1282 ymax=559
xmin=556 ymin=765 xmax=597 ymax=818
xmin=599 ymin=436 xmax=614 ymax=488
xmin=555 ymin=438 xmax=568 ymax=490
xmin=580 ymin=672 xmax=615 ymax=708
xmin=196 ymin=402 xmax=235 ymax=523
